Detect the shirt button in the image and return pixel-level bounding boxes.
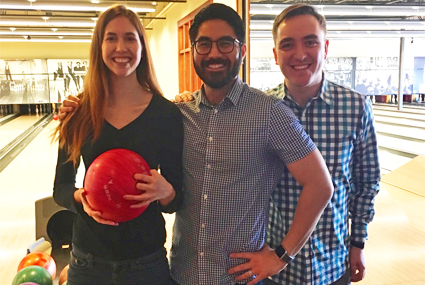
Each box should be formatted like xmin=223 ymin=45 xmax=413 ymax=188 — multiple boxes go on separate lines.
xmin=204 ymin=194 xmax=208 ymax=200
xmin=208 ymin=136 xmax=213 ymax=142
xmin=200 ymin=252 xmax=204 ymax=257
xmin=207 ymin=164 xmax=211 ymax=169
xmin=214 ymin=109 xmax=218 ymax=114
xmin=201 ymin=223 xmax=206 ymax=228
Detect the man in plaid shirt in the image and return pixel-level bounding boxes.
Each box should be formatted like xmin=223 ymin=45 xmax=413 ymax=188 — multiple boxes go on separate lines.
xmin=263 ymin=4 xmax=381 ymax=285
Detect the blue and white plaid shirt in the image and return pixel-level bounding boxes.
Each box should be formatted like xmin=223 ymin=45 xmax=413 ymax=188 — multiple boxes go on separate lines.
xmin=266 ymin=78 xmax=381 ymax=285
xmin=170 ymin=77 xmax=316 ymax=285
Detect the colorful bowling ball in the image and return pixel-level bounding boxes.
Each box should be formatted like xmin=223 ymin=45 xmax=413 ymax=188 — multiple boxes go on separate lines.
xmin=52 ymin=114 xmax=59 ymax=120
xmin=84 ymin=149 xmax=151 ymax=222
xmin=12 ymin=266 xmax=52 ymax=285
xmin=58 ymin=264 xmax=69 ymax=285
xmin=18 ymin=252 xmax=56 ymax=279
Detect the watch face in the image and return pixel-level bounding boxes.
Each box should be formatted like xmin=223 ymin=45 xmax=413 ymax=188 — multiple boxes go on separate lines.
xmin=275 ymin=245 xmax=286 ymax=258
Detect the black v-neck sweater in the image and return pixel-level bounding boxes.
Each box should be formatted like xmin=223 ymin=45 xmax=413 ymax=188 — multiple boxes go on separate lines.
xmin=53 ymin=94 xmax=183 ymax=260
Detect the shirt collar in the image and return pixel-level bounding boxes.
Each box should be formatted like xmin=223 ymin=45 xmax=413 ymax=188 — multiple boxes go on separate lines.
xmin=283 ymin=73 xmax=334 ymax=107
xmin=199 ymin=77 xmax=244 ymax=107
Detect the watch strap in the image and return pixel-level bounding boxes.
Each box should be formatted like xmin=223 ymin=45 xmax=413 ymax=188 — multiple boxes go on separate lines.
xmin=350 ymin=240 xmax=365 ymax=249
xmin=274 ymin=245 xmax=294 ymax=264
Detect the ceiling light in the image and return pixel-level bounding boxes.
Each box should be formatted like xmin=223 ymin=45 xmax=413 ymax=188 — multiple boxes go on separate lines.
xmin=0 ymin=20 xmax=96 ymax=27
xmin=52 ymin=28 xmax=57 ymax=32
xmin=10 ymin=28 xmax=15 ymax=31
xmin=0 ymin=4 xmax=155 ymax=13
xmin=250 ymin=4 xmax=425 ymax=17
xmin=0 ymin=38 xmax=91 ymax=42
xmin=92 ymin=1 xmax=100 ymax=3
xmin=92 ymin=18 xmax=98 ymax=21
xmin=42 ymin=17 xmax=49 ymax=20
xmin=265 ymin=4 xmax=273 ymax=8
xmin=59 ymin=36 xmax=63 ymax=39
xmin=152 ymin=2 xmax=157 ymax=5
xmin=28 ymin=0 xmax=36 ymax=2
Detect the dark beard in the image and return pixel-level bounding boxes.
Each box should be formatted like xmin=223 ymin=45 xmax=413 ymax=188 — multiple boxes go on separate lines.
xmin=193 ymin=54 xmax=242 ymax=89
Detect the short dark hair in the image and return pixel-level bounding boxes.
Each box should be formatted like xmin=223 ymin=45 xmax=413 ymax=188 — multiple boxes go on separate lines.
xmin=273 ymin=4 xmax=327 ymax=43
xmin=189 ymin=3 xmax=245 ymax=45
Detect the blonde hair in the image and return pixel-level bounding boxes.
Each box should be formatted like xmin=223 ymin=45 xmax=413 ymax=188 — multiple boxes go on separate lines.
xmin=55 ymin=4 xmax=163 ymax=163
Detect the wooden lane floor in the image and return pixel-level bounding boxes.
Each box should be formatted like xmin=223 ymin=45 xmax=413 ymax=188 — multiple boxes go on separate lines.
xmin=0 ymin=114 xmax=43 ymax=150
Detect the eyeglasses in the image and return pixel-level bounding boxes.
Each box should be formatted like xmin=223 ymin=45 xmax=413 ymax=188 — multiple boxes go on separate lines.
xmin=193 ymin=38 xmax=241 ymax=55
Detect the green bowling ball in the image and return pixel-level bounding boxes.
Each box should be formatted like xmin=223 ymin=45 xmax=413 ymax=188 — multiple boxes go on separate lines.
xmin=12 ymin=265 xmax=53 ymax=285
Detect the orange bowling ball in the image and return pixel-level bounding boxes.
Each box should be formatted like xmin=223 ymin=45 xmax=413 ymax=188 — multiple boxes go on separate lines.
xmin=59 ymin=264 xmax=69 ymax=285
xmin=53 ymin=114 xmax=59 ymax=120
xmin=18 ymin=252 xmax=56 ymax=279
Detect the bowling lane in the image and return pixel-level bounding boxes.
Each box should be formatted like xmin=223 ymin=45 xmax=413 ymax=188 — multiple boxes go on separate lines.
xmin=0 ymin=119 xmax=60 ymax=285
xmin=0 ymin=114 xmax=42 ymax=150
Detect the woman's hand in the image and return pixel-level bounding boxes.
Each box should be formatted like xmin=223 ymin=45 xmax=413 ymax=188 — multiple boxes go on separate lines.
xmin=124 ymin=170 xmax=175 ymax=208
xmin=74 ymin=188 xmax=119 ymax=226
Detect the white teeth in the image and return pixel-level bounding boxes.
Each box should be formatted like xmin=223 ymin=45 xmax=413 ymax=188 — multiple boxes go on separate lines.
xmin=114 ymin=58 xmax=130 ymax=63
xmin=293 ymin=65 xmax=309 ymax=70
xmin=208 ymin=64 xmax=224 ymax=69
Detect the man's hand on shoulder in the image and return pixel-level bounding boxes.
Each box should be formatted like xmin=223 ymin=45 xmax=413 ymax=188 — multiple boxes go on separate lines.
xmin=174 ymin=91 xmax=193 ymax=103
xmin=58 ymin=95 xmax=80 ymax=120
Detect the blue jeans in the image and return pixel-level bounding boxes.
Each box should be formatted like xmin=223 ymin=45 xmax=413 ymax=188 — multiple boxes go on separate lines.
xmin=68 ymin=245 xmax=170 ymax=285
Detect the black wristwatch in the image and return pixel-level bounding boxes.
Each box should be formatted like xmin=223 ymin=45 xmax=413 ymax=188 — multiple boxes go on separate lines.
xmin=274 ymin=245 xmax=294 ymax=264
xmin=350 ymin=241 xmax=365 ymax=249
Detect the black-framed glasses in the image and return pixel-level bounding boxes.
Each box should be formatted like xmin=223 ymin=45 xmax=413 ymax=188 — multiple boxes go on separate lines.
xmin=193 ymin=37 xmax=241 ymax=55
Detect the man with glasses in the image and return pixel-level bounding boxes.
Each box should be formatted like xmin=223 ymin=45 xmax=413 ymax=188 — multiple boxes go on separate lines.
xmin=171 ymin=4 xmax=334 ymax=285
xmin=58 ymin=4 xmax=334 ymax=285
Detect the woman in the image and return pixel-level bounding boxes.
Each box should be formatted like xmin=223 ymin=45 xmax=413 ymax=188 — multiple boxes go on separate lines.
xmin=53 ymin=5 xmax=183 ymax=285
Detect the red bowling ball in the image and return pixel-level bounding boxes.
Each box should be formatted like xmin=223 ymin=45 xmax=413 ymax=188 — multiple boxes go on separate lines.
xmin=53 ymin=114 xmax=59 ymax=120
xmin=84 ymin=149 xmax=151 ymax=223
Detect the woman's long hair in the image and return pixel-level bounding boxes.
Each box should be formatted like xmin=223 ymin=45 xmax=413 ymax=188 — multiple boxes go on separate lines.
xmin=54 ymin=5 xmax=163 ymax=164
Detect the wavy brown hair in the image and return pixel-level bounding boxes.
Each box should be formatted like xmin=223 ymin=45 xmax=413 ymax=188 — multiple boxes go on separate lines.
xmin=54 ymin=5 xmax=163 ymax=164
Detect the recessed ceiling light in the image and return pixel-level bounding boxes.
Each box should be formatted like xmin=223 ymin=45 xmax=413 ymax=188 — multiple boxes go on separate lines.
xmin=92 ymin=1 xmax=100 ymax=3
xmin=42 ymin=17 xmax=49 ymax=20
xmin=10 ymin=28 xmax=15 ymax=31
xmin=152 ymin=2 xmax=157 ymax=5
xmin=59 ymin=36 xmax=63 ymax=39
xmin=52 ymin=28 xmax=57 ymax=32
xmin=28 ymin=0 xmax=36 ymax=2
xmin=92 ymin=18 xmax=98 ymax=21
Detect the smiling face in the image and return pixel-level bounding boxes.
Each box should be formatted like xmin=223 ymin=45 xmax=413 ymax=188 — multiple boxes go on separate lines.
xmin=192 ymin=19 xmax=246 ymax=90
xmin=273 ymin=14 xmax=328 ymax=91
xmin=101 ymin=16 xmax=142 ymax=79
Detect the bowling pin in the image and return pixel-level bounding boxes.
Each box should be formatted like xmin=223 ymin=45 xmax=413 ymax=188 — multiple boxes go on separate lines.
xmin=36 ymin=105 xmax=39 ymax=114
xmin=28 ymin=104 xmax=31 ymax=114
